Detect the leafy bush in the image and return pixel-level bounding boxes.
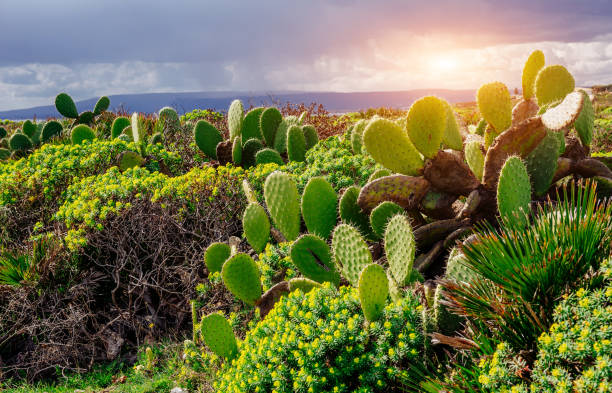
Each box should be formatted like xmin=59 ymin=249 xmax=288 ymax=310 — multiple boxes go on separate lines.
xmin=255 ymin=242 xmax=298 ymax=291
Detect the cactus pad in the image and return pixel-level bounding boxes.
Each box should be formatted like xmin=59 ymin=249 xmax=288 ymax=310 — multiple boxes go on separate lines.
xmin=405 ymin=96 xmax=446 ymax=158
xmin=384 ymin=214 xmax=416 ymax=285
xmin=474 ymin=118 xmax=487 ymax=136
xmin=290 ymin=234 xmax=340 ymax=285
xmin=273 ymin=118 xmax=293 ymax=154
xmin=301 ymin=177 xmax=337 ymax=239
xmin=111 ymin=117 xmax=130 ymax=139
xmin=93 ymin=96 xmax=110 ymax=116
xmin=332 ymin=224 xmax=372 ymax=287
xmin=242 ymin=203 xmax=270 ymax=253
xmin=339 ymin=186 xmax=371 ymax=236
xmin=464 ymin=140 xmax=484 ymax=181
xmin=194 ymin=120 xmax=223 ymax=159
xmin=200 ymin=313 xmax=238 ymax=360
xmin=357 ymin=174 xmax=430 ymax=212
xmin=204 ymin=242 xmax=231 ymax=274
xmin=0 ymin=148 xmax=9 ymax=160
xmin=241 ymin=107 xmax=264 ymax=143
xmin=242 ymin=138 xmax=264 ymax=168
xmin=260 ymin=107 xmax=282 ymax=146
xmin=130 ymin=113 xmax=142 ymax=144
xmin=71 ymin=125 xmax=95 ymax=145
xmin=0 ymin=127 xmax=6 ymax=139
xmin=232 ymin=138 xmax=242 ymax=165
xmin=497 ymin=156 xmax=531 ymax=226
xmin=255 ymin=148 xmax=283 ymax=166
xmin=445 ymin=247 xmax=480 ymax=285
xmin=433 ymin=285 xmax=463 ymax=335
xmin=221 ymin=253 xmax=262 ymax=305
xmin=351 ymin=119 xmax=367 ymax=154
xmin=541 ymin=91 xmax=584 ymax=131
xmin=302 ymin=125 xmax=318 ymax=150
xmin=358 ymin=264 xmax=389 ymax=322
xmin=363 ymin=118 xmax=424 ymax=175
xmin=55 ymin=93 xmax=78 ymax=118
xmin=41 ymin=121 xmax=63 ymax=143
xmin=158 ymin=107 xmax=180 ymax=129
xmin=118 ymin=151 xmax=145 ymax=171
xmin=369 ymin=201 xmax=404 ymax=239
xmin=525 ymin=132 xmax=561 ymax=196
xmin=150 ymin=132 xmax=163 ymax=145
xmin=441 ymin=100 xmax=463 ymax=150
xmin=574 ymin=90 xmax=594 ymax=147
xmin=477 ymin=82 xmax=512 ymax=133
xmin=9 ymin=133 xmax=33 ymax=151
xmin=367 ymin=169 xmax=391 ymax=183
xmin=287 ymin=125 xmax=307 ymax=162
xmin=22 ymin=120 xmax=36 ymax=139
xmin=535 ymin=65 xmax=575 ymax=106
xmin=288 ymin=277 xmax=322 ymax=294
xmin=511 ymin=99 xmax=539 ymax=126
xmin=521 ymin=50 xmax=545 ymax=100
xmin=227 ymin=99 xmax=244 ymax=141
xmin=264 ymin=172 xmax=301 ymax=241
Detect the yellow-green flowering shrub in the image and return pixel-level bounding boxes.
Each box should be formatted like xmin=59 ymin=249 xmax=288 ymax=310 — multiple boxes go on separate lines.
xmin=214 ymin=283 xmax=425 ymax=393
xmin=255 ymin=242 xmax=299 ymax=291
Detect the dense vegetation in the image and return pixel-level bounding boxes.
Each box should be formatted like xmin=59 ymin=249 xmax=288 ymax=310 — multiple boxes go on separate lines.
xmin=1 ymin=50 xmax=611 ymax=393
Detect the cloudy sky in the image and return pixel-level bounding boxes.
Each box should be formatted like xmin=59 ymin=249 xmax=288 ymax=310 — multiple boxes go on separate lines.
xmin=1 ymin=0 xmax=611 ymax=110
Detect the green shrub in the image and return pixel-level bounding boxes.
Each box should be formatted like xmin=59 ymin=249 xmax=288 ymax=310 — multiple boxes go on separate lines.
xmin=254 ymin=242 xmax=298 ymax=291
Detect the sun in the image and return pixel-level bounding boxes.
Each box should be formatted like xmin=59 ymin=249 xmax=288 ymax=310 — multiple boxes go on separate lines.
xmin=430 ymin=56 xmax=459 ymax=72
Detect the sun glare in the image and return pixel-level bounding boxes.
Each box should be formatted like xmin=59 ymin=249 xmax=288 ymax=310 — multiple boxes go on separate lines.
xmin=430 ymin=56 xmax=459 ymax=72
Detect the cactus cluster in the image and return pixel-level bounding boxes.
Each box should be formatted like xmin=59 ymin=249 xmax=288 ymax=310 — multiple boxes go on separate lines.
xmin=0 ymin=119 xmax=66 ymax=160
xmin=193 ymin=100 xmax=319 ymax=167
xmin=55 ymin=92 xmax=110 ymax=126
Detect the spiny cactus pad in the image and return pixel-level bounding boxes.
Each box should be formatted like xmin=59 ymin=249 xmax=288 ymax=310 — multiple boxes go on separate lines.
xmin=525 ymin=132 xmax=561 ymax=196
xmin=384 ymin=214 xmax=416 ymax=286
xmin=242 ymin=138 xmax=264 ymax=168
xmin=93 ymin=96 xmax=110 ymax=116
xmin=358 ymin=264 xmax=389 ymax=322
xmin=357 ymin=174 xmax=430 ymax=212
xmin=301 ymin=177 xmax=337 ymax=239
xmin=41 ymin=121 xmax=63 ymax=143
xmin=287 ymin=125 xmax=307 ymax=162
xmin=535 ymin=65 xmax=575 ymax=106
xmin=521 ymin=50 xmax=545 ymax=100
xmin=477 ymin=82 xmax=512 ymax=133
xmin=497 ymin=156 xmax=531 ymax=226
xmin=332 ymin=224 xmax=372 ymax=287
xmin=464 ymin=140 xmax=484 ymax=181
xmin=221 ymin=253 xmax=262 ymax=305
xmin=242 ymin=203 xmax=270 ymax=253
xmin=339 ymin=186 xmax=371 ymax=236
xmin=150 ymin=132 xmax=163 ymax=145
xmin=9 ymin=133 xmax=33 ymax=151
xmin=302 ymin=125 xmax=318 ymax=150
xmin=204 ymin=242 xmax=231 ymax=273
xmin=228 ymin=99 xmax=244 ymax=142
xmin=71 ymin=125 xmax=95 ymax=145
xmin=264 ymin=172 xmax=301 ymax=241
xmin=290 ymin=234 xmax=340 ymax=285
xmin=363 ymin=118 xmax=424 ymax=175
xmin=511 ymin=99 xmax=539 ymax=126
xmin=22 ymin=120 xmax=36 ymax=138
xmin=241 ymin=107 xmax=264 ymax=143
xmin=540 ymin=91 xmax=584 ymax=131
xmin=0 ymin=127 xmax=6 ymax=139
xmin=194 ymin=120 xmax=223 ymax=159
xmin=273 ymin=118 xmax=295 ymax=154
xmin=158 ymin=107 xmax=180 ymax=129
xmin=405 ymin=96 xmax=447 ymax=159
xmin=367 ymin=169 xmax=391 ymax=183
xmin=574 ymin=90 xmax=594 ymax=147
xmin=433 ymin=285 xmax=463 ymax=335
xmin=200 ymin=313 xmax=238 ymax=360
xmin=351 ymin=119 xmax=367 ymax=154
xmin=111 ymin=117 xmax=130 ymax=139
xmin=260 ymin=107 xmax=283 ymax=146
xmin=255 ymin=148 xmax=283 ymax=166
xmin=131 ymin=113 xmax=143 ymax=144
xmin=0 ymin=148 xmax=9 ymax=160
xmin=441 ymin=100 xmax=463 ymax=151
xmin=55 ymin=93 xmax=78 ymax=118
xmin=445 ymin=247 xmax=479 ymax=285
xmin=288 ymin=277 xmax=322 ymax=294
xmin=232 ymin=137 xmax=242 ymax=164
xmin=369 ymin=201 xmax=404 ymax=239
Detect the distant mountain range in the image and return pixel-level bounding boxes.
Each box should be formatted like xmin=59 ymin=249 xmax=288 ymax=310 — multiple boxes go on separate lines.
xmin=0 ymin=89 xmax=477 ymax=120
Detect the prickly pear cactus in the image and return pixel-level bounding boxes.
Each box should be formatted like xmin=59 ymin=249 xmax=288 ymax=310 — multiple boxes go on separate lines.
xmin=301 ymin=177 xmax=337 ymax=239
xmin=118 ymin=151 xmax=145 ymax=171
xmin=0 ymin=127 xmax=7 ymax=139
xmin=232 ymin=138 xmax=242 ymax=165
xmin=255 ymin=148 xmax=284 ymax=166
xmin=574 ymin=90 xmax=594 ymax=147
xmin=241 ymin=107 xmax=264 ymax=143
xmin=260 ymin=107 xmax=283 ymax=147
xmin=41 ymin=121 xmax=63 ymax=143
xmin=302 ymin=125 xmax=319 ymax=150
xmin=290 ymin=234 xmax=340 ymax=285
xmin=200 ymin=313 xmax=238 ymax=360
xmin=525 ymin=132 xmax=561 ymax=196
xmin=521 ymin=50 xmax=545 ymax=100
xmin=228 ymin=99 xmax=244 ymax=142
xmin=444 ymin=247 xmax=481 ymax=285
xmin=273 ymin=117 xmax=297 ymax=154
xmin=264 ymin=172 xmax=301 ymax=241
xmin=242 ymin=203 xmax=270 ymax=253
xmin=204 ymin=242 xmax=231 ymax=273
xmin=22 ymin=120 xmax=36 ymax=139
xmin=405 ymin=96 xmax=447 ymax=159
xmin=363 ymin=118 xmax=424 ymax=175
xmin=287 ymin=125 xmax=307 ymax=162
xmin=131 ymin=113 xmax=142 ymax=144
xmin=158 ymin=107 xmax=180 ymax=130
xmin=497 ymin=156 xmax=531 ymax=226
xmin=339 ymin=186 xmax=371 ymax=236
xmin=221 ymin=253 xmax=262 ymax=306
xmin=367 ymin=168 xmax=391 ymax=183
xmin=477 ymin=82 xmax=512 ymax=133
xmin=194 ymin=120 xmax=223 ymax=159
xmin=441 ymin=100 xmax=463 ymax=151
xmin=332 ymin=224 xmax=373 ymax=287
xmin=288 ymin=277 xmax=321 ymax=293
xmin=0 ymin=148 xmax=10 ymax=160
xmin=351 ymin=119 xmax=368 ymax=154
xmin=433 ymin=285 xmax=463 ymax=335
xmin=150 ymin=132 xmax=163 ymax=145
xmin=93 ymin=96 xmax=110 ymax=116
xmin=464 ymin=140 xmax=484 ymax=181
xmin=369 ymin=201 xmax=403 ymax=239
xmin=55 ymin=92 xmax=79 ymax=118
xmin=242 ymin=138 xmax=264 ymax=168
xmin=8 ymin=133 xmax=33 ymax=151
xmin=71 ymin=125 xmax=95 ymax=145
xmin=111 ymin=117 xmax=130 ymax=139
xmin=384 ymin=214 xmax=416 ymax=286
xmin=358 ymin=263 xmax=389 ymax=322
xmin=535 ymin=65 xmax=575 ymax=106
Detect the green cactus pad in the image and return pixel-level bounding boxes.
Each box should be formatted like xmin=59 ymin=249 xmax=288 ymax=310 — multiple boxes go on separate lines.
xmin=131 ymin=113 xmax=143 ymax=144
xmin=339 ymin=186 xmax=371 ymax=236
xmin=55 ymin=92 xmax=78 ymax=118
xmin=232 ymin=137 xmax=242 ymax=164
xmin=288 ymin=277 xmax=322 ymax=294
xmin=273 ymin=116 xmax=298 ymax=154
xmin=535 ymin=65 xmax=575 ymax=106
xmin=290 ymin=234 xmax=340 ymax=285
xmin=433 ymin=285 xmax=463 ymax=335
xmin=357 ymin=174 xmax=430 ymax=212
xmin=71 ymin=125 xmax=95 ymax=145
xmin=241 ymin=107 xmax=264 ymax=143
xmin=477 ymin=82 xmax=512 ymax=133
xmin=445 ymin=247 xmax=480 ymax=285
xmin=287 ymin=125 xmax=307 ymax=162
xmin=0 ymin=127 xmax=6 ymax=139
xmin=118 ymin=151 xmax=145 ymax=171
xmin=111 ymin=117 xmax=130 ymax=139
xmin=358 ymin=264 xmax=389 ymax=322
xmin=497 ymin=156 xmax=531 ymax=227
xmin=351 ymin=119 xmax=368 ymax=154
xmin=260 ymin=107 xmax=282 ymax=146
xmin=8 ymin=133 xmax=32 ymax=151
xmin=242 ymin=179 xmax=258 ymax=204
xmin=332 ymin=224 xmax=372 ymax=287
xmin=204 ymin=242 xmax=231 ymax=273
xmin=574 ymin=90 xmax=594 ymax=147
xmin=22 ymin=120 xmax=36 ymax=138
xmin=93 ymin=96 xmax=110 ymax=116
xmin=302 ymin=125 xmax=318 ymax=150
xmin=228 ymin=99 xmax=244 ymax=142
xmin=150 ymin=132 xmax=163 ymax=145
xmin=384 ymin=214 xmax=416 ymax=286
xmin=367 ymin=169 xmax=392 ymax=183
xmin=255 ymin=148 xmax=283 ymax=166
xmin=41 ymin=121 xmax=63 ymax=143
xmin=158 ymin=107 xmax=180 ymax=129
xmin=0 ymin=148 xmax=10 ymax=160
xmin=264 ymin=171 xmax=301 ymax=241
xmin=200 ymin=313 xmax=238 ymax=360
xmin=474 ymin=118 xmax=487 ymax=136
xmin=301 ymin=177 xmax=337 ymax=239
xmin=363 ymin=118 xmax=424 ymax=175
xmin=405 ymin=96 xmax=447 ymax=158
xmin=76 ymin=111 xmax=95 ymax=125
xmin=221 ymin=253 xmax=262 ymax=305
xmin=464 ymin=140 xmax=485 ymax=181
xmin=521 ymin=50 xmax=545 ymax=100
xmin=369 ymin=201 xmax=404 ymax=239
xmin=441 ymin=100 xmax=463 ymax=151
xmin=525 ymin=131 xmax=561 ymax=197
xmin=242 ymin=203 xmax=270 ymax=253
xmin=242 ymin=138 xmax=264 ymax=168
xmin=194 ymin=120 xmax=223 ymax=159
